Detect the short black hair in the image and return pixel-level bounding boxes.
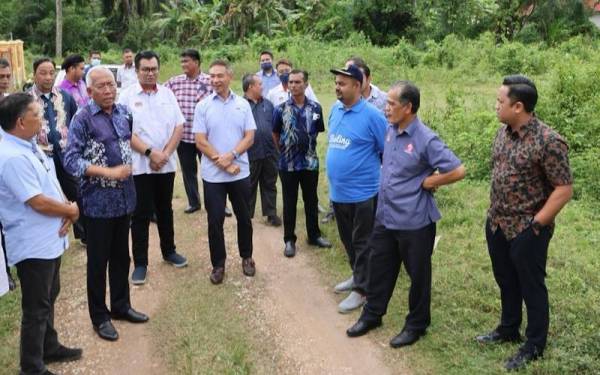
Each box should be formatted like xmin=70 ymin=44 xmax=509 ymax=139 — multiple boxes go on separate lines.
xmin=502 ymin=75 xmax=538 ymax=113
xmin=0 ymin=58 xmax=9 ymax=69
xmin=391 ymin=80 xmax=420 ymax=114
xmin=135 ymin=50 xmax=160 ymax=70
xmin=347 ymin=56 xmax=370 ymax=78
xmin=242 ymin=73 xmax=257 ymax=92
xmin=123 ymin=48 xmax=133 ymax=54
xmin=259 ymin=50 xmax=273 ymax=59
xmin=61 ymin=54 xmax=85 ymax=72
xmin=89 ymin=50 xmax=101 ymax=57
xmin=0 ymin=93 xmax=35 ymax=131
xmin=275 ymin=58 xmax=292 ymax=69
xmin=180 ymin=48 xmax=201 ymax=62
xmin=33 ymin=57 xmax=56 ymax=74
xmin=289 ymin=69 xmax=308 ymax=83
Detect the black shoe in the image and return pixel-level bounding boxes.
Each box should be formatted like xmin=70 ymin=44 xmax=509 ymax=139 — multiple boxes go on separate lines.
xmin=346 ymin=319 xmax=382 ymax=337
xmin=390 ymin=329 xmax=425 ymax=348
xmin=505 ymin=346 xmax=542 ymax=371
xmin=111 ymin=308 xmax=149 ymax=323
xmin=7 ymin=272 xmax=16 ymax=291
xmin=93 ymin=320 xmax=119 ymax=341
xmin=284 ymin=241 xmax=296 ymax=258
xmin=476 ymin=330 xmax=522 ymax=345
xmin=184 ymin=205 xmax=200 ymax=214
xmin=224 ymin=207 xmax=233 ymax=217
xmin=267 ymin=215 xmax=282 ymax=227
xmin=44 ymin=345 xmax=83 ymax=364
xmin=308 ymin=236 xmax=332 ymax=248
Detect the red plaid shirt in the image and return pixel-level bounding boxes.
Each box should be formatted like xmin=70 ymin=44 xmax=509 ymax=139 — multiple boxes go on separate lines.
xmin=164 ymin=73 xmax=212 ymax=143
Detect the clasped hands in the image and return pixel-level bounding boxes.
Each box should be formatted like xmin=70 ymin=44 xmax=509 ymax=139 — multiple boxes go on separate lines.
xmin=212 ymin=152 xmax=240 ymax=175
xmin=59 ymin=201 xmax=80 ymax=237
xmin=149 ymin=149 xmax=170 ymax=172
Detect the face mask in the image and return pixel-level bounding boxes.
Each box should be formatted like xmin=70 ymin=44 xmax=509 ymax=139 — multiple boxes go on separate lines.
xmin=91 ymin=58 xmax=101 ymax=67
xmin=261 ymin=62 xmax=273 ymax=71
xmin=279 ymin=72 xmax=289 ymax=85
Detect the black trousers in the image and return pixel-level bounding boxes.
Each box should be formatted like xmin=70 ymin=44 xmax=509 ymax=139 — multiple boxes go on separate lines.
xmin=203 ymin=177 xmax=253 ymax=268
xmin=279 ymin=170 xmax=321 ymax=243
xmin=1 ymin=222 xmax=9 ymax=275
xmin=363 ymin=223 xmax=436 ymax=332
xmin=86 ymin=215 xmax=131 ymax=326
xmin=132 ymin=173 xmax=176 ymax=267
xmin=249 ymin=156 xmax=278 ymax=218
xmin=332 ymin=195 xmax=377 ymax=295
xmin=486 ymin=219 xmax=552 ymax=353
xmin=16 ymin=257 xmax=61 ymax=375
xmin=177 ymin=141 xmax=202 ymax=209
xmin=54 ymin=157 xmax=86 ymax=241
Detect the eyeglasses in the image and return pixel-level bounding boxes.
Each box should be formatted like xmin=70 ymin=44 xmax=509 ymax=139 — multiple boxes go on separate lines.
xmin=139 ymin=67 xmax=159 ymax=73
xmin=0 ymin=74 xmax=10 ymax=79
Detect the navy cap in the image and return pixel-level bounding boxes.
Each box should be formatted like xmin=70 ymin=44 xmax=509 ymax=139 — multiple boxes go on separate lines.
xmin=330 ymin=64 xmax=363 ymax=86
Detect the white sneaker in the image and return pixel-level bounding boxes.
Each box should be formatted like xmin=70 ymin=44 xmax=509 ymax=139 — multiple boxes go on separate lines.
xmin=334 ymin=276 xmax=354 ymax=294
xmin=338 ymin=291 xmax=366 ymax=314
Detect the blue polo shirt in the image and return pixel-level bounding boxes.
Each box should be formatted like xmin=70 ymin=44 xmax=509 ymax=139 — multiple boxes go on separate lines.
xmin=326 ymin=99 xmax=387 ymax=203
xmin=192 ymin=91 xmax=257 ymax=183
xmin=376 ymin=117 xmax=462 ymax=230
xmin=0 ymin=132 xmax=68 ymax=266
xmin=256 ymin=69 xmax=280 ymax=98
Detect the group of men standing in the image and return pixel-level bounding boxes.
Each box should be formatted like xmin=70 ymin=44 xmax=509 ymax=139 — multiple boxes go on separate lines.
xmin=0 ymin=46 xmax=574 ymax=375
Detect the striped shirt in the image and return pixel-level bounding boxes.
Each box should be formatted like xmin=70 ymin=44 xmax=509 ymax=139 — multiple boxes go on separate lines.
xmin=164 ymin=73 xmax=212 ymax=143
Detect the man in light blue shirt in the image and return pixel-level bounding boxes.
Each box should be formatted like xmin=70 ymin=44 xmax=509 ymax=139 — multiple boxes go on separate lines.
xmin=0 ymin=93 xmax=82 ymax=375
xmin=193 ymin=59 xmax=257 ymax=285
xmin=327 ymin=65 xmax=387 ymax=314
xmin=256 ymin=50 xmax=280 ymax=98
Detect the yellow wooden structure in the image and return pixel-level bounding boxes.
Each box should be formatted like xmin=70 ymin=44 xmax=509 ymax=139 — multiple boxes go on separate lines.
xmin=0 ymin=40 xmax=26 ymax=92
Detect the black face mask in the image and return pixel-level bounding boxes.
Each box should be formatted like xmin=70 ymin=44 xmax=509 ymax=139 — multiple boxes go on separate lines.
xmin=261 ymin=62 xmax=273 ymax=71
xmin=279 ymin=72 xmax=289 ymax=85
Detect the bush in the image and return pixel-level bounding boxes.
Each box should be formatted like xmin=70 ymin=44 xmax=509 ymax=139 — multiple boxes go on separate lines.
xmin=393 ymin=38 xmax=421 ymax=68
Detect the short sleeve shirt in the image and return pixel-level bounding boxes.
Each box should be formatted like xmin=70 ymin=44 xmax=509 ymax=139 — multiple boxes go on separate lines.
xmin=192 ymin=91 xmax=257 ymax=183
xmin=272 ymin=97 xmax=325 ymax=172
xmin=376 ymin=117 xmax=462 ymax=230
xmin=488 ymin=117 xmax=572 ymax=240
xmin=117 ymin=83 xmax=185 ymax=175
xmin=0 ymin=132 xmax=68 ymax=266
xmin=164 ymin=73 xmax=212 ymax=143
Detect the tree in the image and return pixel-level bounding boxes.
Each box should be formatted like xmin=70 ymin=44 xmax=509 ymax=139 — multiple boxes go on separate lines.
xmin=55 ymin=0 xmax=62 ymax=57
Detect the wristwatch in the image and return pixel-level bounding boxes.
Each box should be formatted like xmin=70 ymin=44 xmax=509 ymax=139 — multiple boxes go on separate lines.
xmin=231 ymin=150 xmax=240 ymax=159
xmin=144 ymin=147 xmax=152 ymax=157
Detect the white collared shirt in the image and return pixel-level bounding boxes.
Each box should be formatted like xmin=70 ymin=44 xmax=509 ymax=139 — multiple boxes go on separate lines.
xmin=117 ymin=83 xmax=185 ymax=175
xmin=266 ymin=83 xmax=319 ymax=107
xmin=117 ymin=64 xmax=138 ymax=89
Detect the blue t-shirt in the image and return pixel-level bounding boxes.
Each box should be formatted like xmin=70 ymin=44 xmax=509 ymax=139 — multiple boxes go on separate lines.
xmin=326 ymin=99 xmax=387 ymax=203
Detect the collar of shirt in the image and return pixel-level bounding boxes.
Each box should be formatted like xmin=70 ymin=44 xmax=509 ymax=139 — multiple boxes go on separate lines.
xmin=368 ymin=84 xmax=381 ymax=100
xmin=392 ymin=116 xmax=419 ymax=137
xmin=211 ymin=90 xmax=236 ymax=103
xmin=135 ymin=82 xmax=159 ymax=95
xmin=259 ymin=70 xmax=276 ymax=78
xmin=336 ymin=98 xmax=366 ymax=113
xmin=32 ymin=84 xmax=55 ymax=100
xmin=1 ymin=131 xmax=33 ymax=150
xmin=89 ymin=100 xmax=122 ymax=116
xmin=504 ymin=117 xmax=537 ymax=139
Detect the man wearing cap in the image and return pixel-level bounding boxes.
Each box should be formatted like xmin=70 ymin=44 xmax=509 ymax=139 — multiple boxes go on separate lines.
xmin=346 ymin=81 xmax=466 ymax=349
xmin=272 ymin=69 xmax=331 ymax=257
xmin=327 ymin=65 xmax=387 ymax=313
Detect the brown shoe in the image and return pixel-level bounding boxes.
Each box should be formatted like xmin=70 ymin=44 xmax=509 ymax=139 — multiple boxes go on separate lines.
xmin=210 ymin=267 xmax=225 ymax=284
xmin=242 ymin=258 xmax=256 ymax=277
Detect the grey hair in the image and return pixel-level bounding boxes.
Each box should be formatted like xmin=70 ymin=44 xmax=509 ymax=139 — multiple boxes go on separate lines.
xmin=389 ymin=80 xmax=420 ymax=114
xmin=86 ymin=66 xmax=114 ymax=87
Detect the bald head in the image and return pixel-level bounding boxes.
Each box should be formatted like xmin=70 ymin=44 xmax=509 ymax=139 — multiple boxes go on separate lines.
xmin=86 ymin=67 xmax=117 ymax=111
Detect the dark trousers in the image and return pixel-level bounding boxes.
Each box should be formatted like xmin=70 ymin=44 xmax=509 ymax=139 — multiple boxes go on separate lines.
xmin=486 ymin=219 xmax=552 ymax=352
xmin=249 ymin=156 xmax=278 ymax=218
xmin=54 ymin=157 xmax=86 ymax=241
xmin=132 ymin=173 xmax=176 ymax=267
xmin=16 ymin=257 xmax=61 ymax=375
xmin=279 ymin=170 xmax=321 ymax=243
xmin=363 ymin=223 xmax=436 ymax=332
xmin=332 ymin=195 xmax=377 ymax=295
xmin=86 ymin=215 xmax=131 ymax=326
xmin=203 ymin=178 xmax=253 ymax=268
xmin=177 ymin=141 xmax=202 ymax=209
xmin=1 ymin=222 xmax=9 ymax=275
